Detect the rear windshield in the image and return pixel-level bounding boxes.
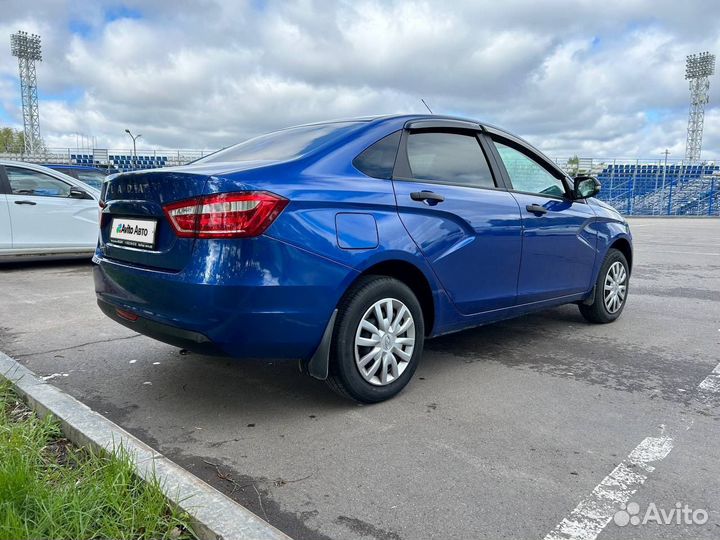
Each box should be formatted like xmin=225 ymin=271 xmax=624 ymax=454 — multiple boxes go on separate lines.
xmin=197 ymin=121 xmax=364 ymax=163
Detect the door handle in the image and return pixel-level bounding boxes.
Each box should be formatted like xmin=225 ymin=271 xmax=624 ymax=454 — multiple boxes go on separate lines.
xmin=410 ymin=191 xmax=445 ymax=204
xmin=14 ymin=200 xmax=37 ymax=206
xmin=526 ymin=203 xmax=548 ymax=215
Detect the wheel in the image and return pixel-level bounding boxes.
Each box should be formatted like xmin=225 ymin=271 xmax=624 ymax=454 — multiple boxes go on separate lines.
xmin=579 ymin=248 xmax=629 ymax=324
xmin=326 ymin=275 xmax=424 ymax=403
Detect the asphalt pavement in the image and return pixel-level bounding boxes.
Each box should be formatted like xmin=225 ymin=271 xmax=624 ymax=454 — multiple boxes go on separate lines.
xmin=1 ymin=217 xmax=719 ymax=540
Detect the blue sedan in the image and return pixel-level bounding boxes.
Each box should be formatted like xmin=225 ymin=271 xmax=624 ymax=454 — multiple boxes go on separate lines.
xmin=94 ymin=115 xmax=632 ymax=402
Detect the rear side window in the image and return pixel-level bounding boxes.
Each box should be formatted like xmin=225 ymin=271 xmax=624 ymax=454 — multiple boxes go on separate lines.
xmin=353 ymin=131 xmax=401 ymax=179
xmin=405 ymin=131 xmax=495 ymax=188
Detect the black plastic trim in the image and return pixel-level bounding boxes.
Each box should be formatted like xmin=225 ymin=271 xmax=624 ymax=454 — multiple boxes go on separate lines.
xmin=405 ymin=119 xmax=483 ymax=131
xmin=0 ymin=166 xmax=11 ymax=195
xmin=97 ymin=298 xmax=223 ymax=356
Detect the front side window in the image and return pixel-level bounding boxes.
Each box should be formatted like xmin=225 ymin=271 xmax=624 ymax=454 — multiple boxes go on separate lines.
xmin=493 ymin=142 xmax=566 ymax=197
xmin=6 ymin=167 xmax=72 ymax=198
xmin=405 ymin=131 xmax=495 ymax=188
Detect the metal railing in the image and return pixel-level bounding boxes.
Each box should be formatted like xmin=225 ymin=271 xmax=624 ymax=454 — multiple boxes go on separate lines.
xmin=555 ymin=158 xmax=719 ymax=216
xmin=0 ymin=147 xmax=212 ymax=170
xmin=1 ymin=149 xmax=718 ymax=216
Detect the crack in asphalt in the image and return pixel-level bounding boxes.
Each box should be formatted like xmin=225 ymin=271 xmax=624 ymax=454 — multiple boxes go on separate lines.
xmin=13 ymin=334 xmax=142 ymax=358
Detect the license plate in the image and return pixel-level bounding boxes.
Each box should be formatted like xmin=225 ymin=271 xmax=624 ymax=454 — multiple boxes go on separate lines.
xmin=110 ymin=218 xmax=158 ymax=249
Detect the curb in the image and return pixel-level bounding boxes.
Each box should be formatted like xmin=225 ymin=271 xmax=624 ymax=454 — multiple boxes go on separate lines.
xmin=0 ymin=351 xmax=291 ymax=540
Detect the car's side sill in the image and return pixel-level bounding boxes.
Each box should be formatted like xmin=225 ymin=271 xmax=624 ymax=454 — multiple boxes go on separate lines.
xmin=432 ymin=291 xmax=591 ymax=338
xmin=0 ymin=248 xmax=95 ymax=262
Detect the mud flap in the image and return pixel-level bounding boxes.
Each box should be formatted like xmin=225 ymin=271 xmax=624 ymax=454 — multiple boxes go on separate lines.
xmin=303 ymin=309 xmax=337 ymax=380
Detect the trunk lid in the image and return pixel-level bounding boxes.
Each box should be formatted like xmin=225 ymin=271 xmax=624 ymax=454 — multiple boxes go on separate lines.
xmin=99 ymin=170 xmax=211 ymax=271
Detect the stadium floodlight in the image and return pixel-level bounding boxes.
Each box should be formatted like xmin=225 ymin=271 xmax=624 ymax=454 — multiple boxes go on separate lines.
xmin=684 ymin=52 xmax=715 ymax=163
xmin=10 ymin=31 xmax=43 ymax=154
xmin=685 ymin=52 xmax=715 ymax=80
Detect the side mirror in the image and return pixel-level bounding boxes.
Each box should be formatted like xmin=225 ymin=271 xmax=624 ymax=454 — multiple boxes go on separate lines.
xmin=69 ymin=187 xmax=93 ymax=200
xmin=573 ymin=175 xmax=601 ymax=199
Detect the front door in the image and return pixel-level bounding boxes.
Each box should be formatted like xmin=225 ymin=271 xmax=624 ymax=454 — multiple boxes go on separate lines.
xmin=488 ymin=139 xmax=597 ymax=304
xmin=0 ymin=193 xmax=10 ymax=249
xmin=2 ymin=166 xmax=98 ymax=250
xmin=392 ymin=129 xmax=523 ymax=315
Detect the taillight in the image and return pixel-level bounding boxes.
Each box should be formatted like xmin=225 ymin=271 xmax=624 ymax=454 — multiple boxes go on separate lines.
xmin=163 ymin=191 xmax=288 ymax=239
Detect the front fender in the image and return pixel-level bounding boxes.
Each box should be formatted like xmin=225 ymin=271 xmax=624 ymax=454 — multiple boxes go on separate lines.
xmin=590 ymin=217 xmax=633 ymax=282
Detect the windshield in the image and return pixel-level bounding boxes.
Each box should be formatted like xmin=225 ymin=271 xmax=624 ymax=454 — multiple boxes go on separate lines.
xmin=197 ymin=121 xmax=364 ymax=163
xmin=72 ymin=170 xmax=106 ymax=190
xmin=51 ymin=168 xmax=106 ymax=190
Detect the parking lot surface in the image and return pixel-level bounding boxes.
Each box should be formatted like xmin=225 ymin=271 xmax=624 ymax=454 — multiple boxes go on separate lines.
xmin=1 ymin=218 xmax=719 ymax=540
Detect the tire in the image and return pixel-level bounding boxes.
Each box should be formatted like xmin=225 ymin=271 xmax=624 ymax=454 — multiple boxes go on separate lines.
xmin=579 ymin=248 xmax=629 ymax=324
xmin=326 ymin=275 xmax=425 ymax=403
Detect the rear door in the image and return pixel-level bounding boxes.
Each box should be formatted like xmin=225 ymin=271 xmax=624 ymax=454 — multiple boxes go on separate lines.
xmin=486 ymin=135 xmax=597 ymax=303
xmin=2 ymin=165 xmax=98 ymax=250
xmin=391 ymin=126 xmax=523 ymax=315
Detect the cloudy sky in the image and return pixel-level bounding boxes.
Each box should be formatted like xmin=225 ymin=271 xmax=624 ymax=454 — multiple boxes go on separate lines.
xmin=1 ymin=0 xmax=719 ymax=160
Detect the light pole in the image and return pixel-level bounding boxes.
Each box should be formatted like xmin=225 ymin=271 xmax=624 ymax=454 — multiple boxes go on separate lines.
xmin=124 ymin=129 xmax=142 ymax=170
xmin=659 ymin=149 xmax=670 ymax=215
xmin=10 ymin=31 xmax=43 ymax=154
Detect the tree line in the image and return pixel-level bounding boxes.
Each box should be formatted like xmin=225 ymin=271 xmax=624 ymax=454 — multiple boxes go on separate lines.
xmin=0 ymin=127 xmax=25 ymax=153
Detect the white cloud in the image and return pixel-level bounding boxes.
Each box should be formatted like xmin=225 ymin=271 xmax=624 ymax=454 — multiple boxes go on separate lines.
xmin=0 ymin=0 xmax=719 ymax=159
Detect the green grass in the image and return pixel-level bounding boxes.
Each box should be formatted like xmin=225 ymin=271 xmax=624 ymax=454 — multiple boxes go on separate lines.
xmin=0 ymin=380 xmax=195 ymax=540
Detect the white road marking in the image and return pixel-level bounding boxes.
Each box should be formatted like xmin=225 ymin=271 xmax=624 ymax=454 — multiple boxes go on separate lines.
xmin=543 ymin=436 xmax=674 ymax=540
xmin=650 ymin=250 xmax=720 ymax=256
xmin=41 ymin=373 xmax=69 ymax=381
xmin=544 ymin=359 xmax=720 ymax=540
xmin=427 ymin=440 xmax=486 ymax=470
xmin=698 ymin=363 xmax=720 ymax=394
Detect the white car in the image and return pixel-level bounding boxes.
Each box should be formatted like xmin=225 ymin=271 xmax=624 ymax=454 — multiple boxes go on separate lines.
xmin=0 ymin=160 xmax=101 ymax=261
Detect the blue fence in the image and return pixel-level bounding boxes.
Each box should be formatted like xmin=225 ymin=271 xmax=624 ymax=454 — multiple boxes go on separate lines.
xmin=560 ymin=160 xmax=720 ymax=216
xmin=69 ymin=153 xmax=169 ymax=171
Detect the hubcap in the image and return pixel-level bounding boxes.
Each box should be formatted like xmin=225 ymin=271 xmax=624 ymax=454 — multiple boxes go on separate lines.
xmin=603 ymin=261 xmax=627 ymax=314
xmin=354 ymin=297 xmax=415 ymax=386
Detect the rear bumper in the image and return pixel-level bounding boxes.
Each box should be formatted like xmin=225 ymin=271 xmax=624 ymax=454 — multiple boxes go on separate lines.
xmin=97 ymin=298 xmax=223 ymax=355
xmin=93 ymin=236 xmax=356 ymax=359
